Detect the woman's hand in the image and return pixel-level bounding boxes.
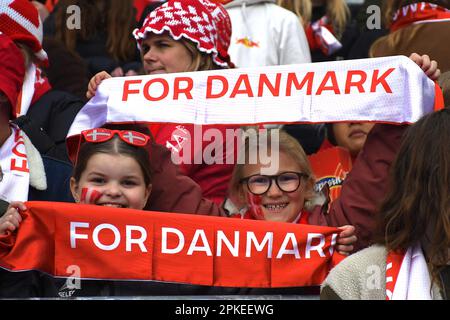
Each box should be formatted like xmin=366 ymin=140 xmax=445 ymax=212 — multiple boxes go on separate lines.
xmin=409 ymin=53 xmax=441 ymax=81
xmin=0 ymin=202 xmax=26 ymax=235
xmin=336 ymin=225 xmax=357 ymax=256
xmin=86 ymin=71 xmax=112 ymax=99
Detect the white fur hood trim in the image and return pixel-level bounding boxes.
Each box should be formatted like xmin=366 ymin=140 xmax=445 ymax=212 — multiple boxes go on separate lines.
xmin=22 ymin=132 xmax=47 ymax=191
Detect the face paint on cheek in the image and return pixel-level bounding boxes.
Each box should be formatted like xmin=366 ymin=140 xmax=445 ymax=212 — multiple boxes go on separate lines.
xmin=247 ymin=193 xmax=265 ymax=220
xmin=80 ymin=187 xmax=102 ymax=205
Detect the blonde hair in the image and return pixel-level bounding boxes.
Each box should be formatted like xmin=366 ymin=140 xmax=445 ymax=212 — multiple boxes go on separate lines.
xmin=181 ymin=39 xmax=224 ymax=72
xmin=229 ymin=129 xmax=317 ymax=211
xmin=277 ymin=0 xmax=312 ymax=26
xmin=277 ymin=0 xmax=350 ymax=38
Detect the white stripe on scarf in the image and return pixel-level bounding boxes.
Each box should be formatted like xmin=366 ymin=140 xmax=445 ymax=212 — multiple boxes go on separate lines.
xmin=391 ymin=243 xmax=433 ymax=300
xmin=17 ymin=63 xmax=36 ymax=117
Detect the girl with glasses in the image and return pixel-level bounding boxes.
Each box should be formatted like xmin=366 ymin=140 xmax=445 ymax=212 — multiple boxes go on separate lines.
xmin=228 ymin=130 xmax=356 ymax=255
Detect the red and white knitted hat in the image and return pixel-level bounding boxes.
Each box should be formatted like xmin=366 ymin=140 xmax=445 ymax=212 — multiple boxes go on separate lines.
xmin=0 ymin=0 xmax=49 ymax=66
xmin=133 ymin=0 xmax=233 ymax=68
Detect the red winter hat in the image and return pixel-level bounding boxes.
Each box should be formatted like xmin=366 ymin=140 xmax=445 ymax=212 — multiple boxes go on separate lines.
xmin=0 ymin=33 xmax=25 ymax=118
xmin=0 ymin=0 xmax=49 ymax=67
xmin=133 ymin=0 xmax=233 ymax=68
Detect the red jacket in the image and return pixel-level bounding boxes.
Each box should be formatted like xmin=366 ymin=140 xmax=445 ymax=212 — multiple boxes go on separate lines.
xmin=309 ymin=124 xmax=407 ymax=252
xmin=144 ymin=141 xmax=226 ymax=216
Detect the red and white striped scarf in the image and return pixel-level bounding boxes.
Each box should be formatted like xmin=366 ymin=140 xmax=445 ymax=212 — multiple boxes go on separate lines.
xmin=386 ymin=243 xmax=433 ymax=300
xmin=306 ymin=16 xmax=342 ymax=56
xmin=15 ymin=64 xmax=51 ymax=118
xmin=390 ymin=2 xmax=450 ymax=32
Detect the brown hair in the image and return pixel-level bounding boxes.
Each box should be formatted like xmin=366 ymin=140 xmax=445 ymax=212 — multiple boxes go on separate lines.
xmin=382 ymin=0 xmax=450 ymax=27
xmin=375 ymin=108 xmax=450 ymax=288
xmin=15 ymin=43 xmax=34 ymax=69
xmin=54 ymin=0 xmax=136 ymax=63
xmin=72 ymin=124 xmax=153 ymax=187
xmin=229 ymin=129 xmax=316 ymax=210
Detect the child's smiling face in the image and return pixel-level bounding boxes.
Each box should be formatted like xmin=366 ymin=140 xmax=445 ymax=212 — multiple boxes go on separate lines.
xmin=70 ymin=153 xmax=152 ymax=210
xmin=241 ymin=151 xmax=308 ymax=223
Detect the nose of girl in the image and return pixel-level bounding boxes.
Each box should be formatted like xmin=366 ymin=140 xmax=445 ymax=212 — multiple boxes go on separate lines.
xmin=143 ymin=47 xmax=157 ymax=62
xmin=266 ymin=180 xmax=283 ymax=197
xmin=104 ymin=182 xmax=122 ymax=198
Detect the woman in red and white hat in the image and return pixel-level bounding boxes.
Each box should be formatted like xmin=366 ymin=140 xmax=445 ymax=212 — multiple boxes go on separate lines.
xmin=87 ymin=0 xmax=238 ymax=205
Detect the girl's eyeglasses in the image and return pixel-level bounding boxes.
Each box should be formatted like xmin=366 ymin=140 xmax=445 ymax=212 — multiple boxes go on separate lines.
xmin=239 ymin=171 xmax=309 ymax=195
xmin=81 ymin=128 xmax=150 ymax=147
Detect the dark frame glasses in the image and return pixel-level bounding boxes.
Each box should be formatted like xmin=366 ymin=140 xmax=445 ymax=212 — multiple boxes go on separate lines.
xmin=240 ymin=171 xmax=309 ymax=195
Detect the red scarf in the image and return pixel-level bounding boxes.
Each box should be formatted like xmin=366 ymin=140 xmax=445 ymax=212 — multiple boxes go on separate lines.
xmin=15 ymin=66 xmax=52 ymax=117
xmin=31 ymin=67 xmax=52 ymax=105
xmin=0 ymin=201 xmax=343 ymax=288
xmin=390 ymin=2 xmax=450 ymax=32
xmin=306 ymin=16 xmax=342 ymax=56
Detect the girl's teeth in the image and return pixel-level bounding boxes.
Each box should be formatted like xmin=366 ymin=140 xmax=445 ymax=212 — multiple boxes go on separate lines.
xmin=265 ymin=204 xmax=288 ymax=210
xmin=103 ymin=204 xmax=123 ymax=208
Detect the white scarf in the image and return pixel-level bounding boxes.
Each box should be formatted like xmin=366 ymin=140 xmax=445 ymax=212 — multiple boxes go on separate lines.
xmin=389 ymin=244 xmax=433 ymax=300
xmin=0 ymin=126 xmax=30 ymax=202
xmin=16 ymin=63 xmax=36 ymax=117
xmin=67 ymin=56 xmax=437 ymax=138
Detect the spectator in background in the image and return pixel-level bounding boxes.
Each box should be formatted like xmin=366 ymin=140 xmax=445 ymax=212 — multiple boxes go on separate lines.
xmin=321 ymin=108 xmax=450 ymax=300
xmin=323 ymin=122 xmax=375 ymax=160
xmin=320 ymin=53 xmax=441 ymax=161
xmin=278 ymin=0 xmax=359 ymax=62
xmin=0 ymin=33 xmax=73 ymax=217
xmin=223 ymin=0 xmax=311 ymax=68
xmin=347 ymin=0 xmax=389 ymax=59
xmin=42 ymin=37 xmax=90 ymax=101
xmin=44 ymin=0 xmax=142 ymax=77
xmin=0 ymin=0 xmax=85 ymax=163
xmin=370 ymin=0 xmax=450 ymax=73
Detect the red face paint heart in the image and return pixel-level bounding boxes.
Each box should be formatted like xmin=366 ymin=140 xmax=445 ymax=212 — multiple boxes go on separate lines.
xmin=248 ymin=193 xmax=264 ymax=220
